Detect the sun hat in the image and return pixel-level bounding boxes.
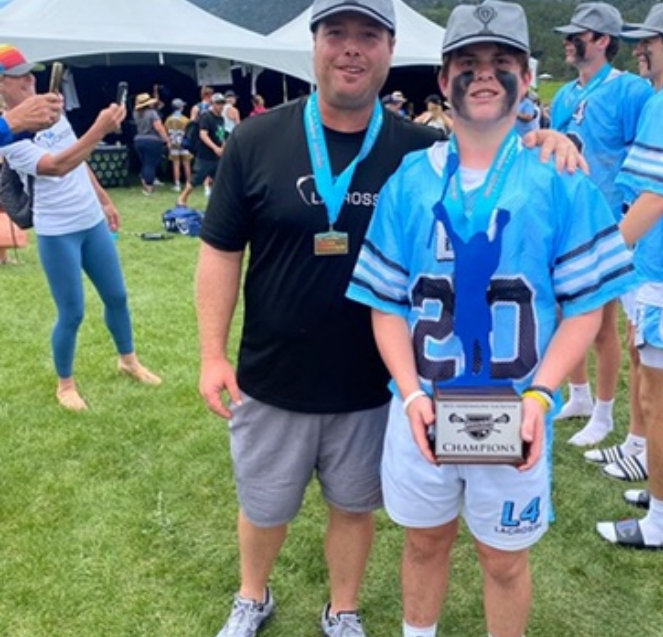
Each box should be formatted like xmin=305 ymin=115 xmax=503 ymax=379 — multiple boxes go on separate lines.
xmin=135 ymin=93 xmax=158 ymax=109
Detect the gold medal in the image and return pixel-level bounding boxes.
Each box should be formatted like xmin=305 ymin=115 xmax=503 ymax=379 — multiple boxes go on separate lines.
xmin=314 ymin=229 xmax=349 ymax=256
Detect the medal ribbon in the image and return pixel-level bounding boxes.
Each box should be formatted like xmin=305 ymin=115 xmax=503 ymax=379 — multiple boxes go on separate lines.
xmin=304 ymin=92 xmax=383 ymax=228
xmin=551 ymin=63 xmax=612 ymax=131
xmin=437 ymin=131 xmax=521 ymax=240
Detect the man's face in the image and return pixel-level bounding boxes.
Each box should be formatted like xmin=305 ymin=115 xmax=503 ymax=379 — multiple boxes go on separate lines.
xmin=563 ymin=31 xmax=605 ymax=67
xmin=440 ymin=43 xmax=529 ymax=127
xmin=313 ymin=12 xmax=394 ymax=113
xmin=633 ymin=35 xmax=663 ymax=84
xmin=211 ymin=101 xmax=224 ymax=114
xmin=0 ymin=72 xmax=36 ymax=108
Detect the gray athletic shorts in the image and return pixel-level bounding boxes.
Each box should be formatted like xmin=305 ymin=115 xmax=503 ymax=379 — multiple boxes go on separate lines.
xmin=229 ymin=392 xmax=389 ymax=527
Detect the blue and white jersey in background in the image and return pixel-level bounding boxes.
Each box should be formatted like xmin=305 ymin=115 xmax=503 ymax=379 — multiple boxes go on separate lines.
xmin=551 ymin=69 xmax=652 ymax=221
xmin=617 ymin=89 xmax=663 ymax=307
xmin=347 ymin=141 xmax=635 ymax=393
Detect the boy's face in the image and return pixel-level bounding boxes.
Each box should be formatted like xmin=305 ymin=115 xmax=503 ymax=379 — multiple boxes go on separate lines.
xmin=633 ymin=35 xmax=663 ymax=85
xmin=439 ymin=43 xmax=530 ymax=127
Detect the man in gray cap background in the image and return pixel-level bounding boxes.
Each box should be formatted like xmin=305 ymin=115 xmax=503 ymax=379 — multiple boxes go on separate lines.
xmin=346 ymin=1 xmax=634 ymax=635
xmin=596 ymin=3 xmax=663 ymax=551
xmin=550 ymin=3 xmax=653 ymax=460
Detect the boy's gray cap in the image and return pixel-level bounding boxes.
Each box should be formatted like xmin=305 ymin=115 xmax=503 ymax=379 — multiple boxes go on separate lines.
xmin=442 ymin=1 xmax=530 ymax=55
xmin=554 ymin=3 xmax=622 ymax=38
xmin=310 ymin=0 xmax=395 ymax=33
xmin=622 ymin=4 xmax=663 ymax=40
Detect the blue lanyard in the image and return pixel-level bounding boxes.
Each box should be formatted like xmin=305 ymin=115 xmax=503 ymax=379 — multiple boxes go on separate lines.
xmin=304 ymin=93 xmax=383 ymax=228
xmin=552 ymin=63 xmax=612 ymax=131
xmin=435 ymin=131 xmax=521 ymax=241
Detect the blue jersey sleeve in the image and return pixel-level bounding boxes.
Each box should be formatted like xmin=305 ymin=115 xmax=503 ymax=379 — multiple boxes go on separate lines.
xmin=347 ymin=164 xmax=412 ymax=317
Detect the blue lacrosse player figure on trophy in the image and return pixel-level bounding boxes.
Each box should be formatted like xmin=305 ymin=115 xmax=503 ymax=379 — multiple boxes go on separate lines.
xmin=433 ymin=202 xmax=511 ymax=385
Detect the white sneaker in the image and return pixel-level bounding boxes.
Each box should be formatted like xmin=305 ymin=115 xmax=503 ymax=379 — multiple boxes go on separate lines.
xmin=216 ymin=588 xmax=275 ymax=637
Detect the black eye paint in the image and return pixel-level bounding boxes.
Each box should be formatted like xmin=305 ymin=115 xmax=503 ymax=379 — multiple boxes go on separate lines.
xmin=572 ymin=36 xmax=587 ymax=61
xmin=495 ymin=70 xmax=519 ymax=114
xmin=450 ymin=70 xmax=520 ymax=119
xmin=450 ymin=71 xmax=474 ymax=119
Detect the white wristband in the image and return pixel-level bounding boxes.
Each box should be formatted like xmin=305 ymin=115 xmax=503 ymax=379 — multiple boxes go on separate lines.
xmin=402 ymin=390 xmax=427 ymax=412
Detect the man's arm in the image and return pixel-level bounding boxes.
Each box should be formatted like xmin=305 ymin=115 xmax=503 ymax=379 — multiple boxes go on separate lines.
xmin=620 ymin=192 xmax=663 ymax=247
xmin=198 ymin=127 xmax=223 ymax=156
xmin=372 ymin=310 xmax=437 ymax=464
xmin=36 ymin=103 xmax=125 ymax=176
xmin=522 ymin=129 xmax=589 ymax=174
xmin=3 ymin=93 xmax=63 ymax=137
xmin=196 ymin=243 xmax=244 ymax=418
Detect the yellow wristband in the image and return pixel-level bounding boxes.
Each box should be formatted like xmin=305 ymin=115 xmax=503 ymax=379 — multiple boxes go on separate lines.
xmin=522 ymin=390 xmax=551 ymax=412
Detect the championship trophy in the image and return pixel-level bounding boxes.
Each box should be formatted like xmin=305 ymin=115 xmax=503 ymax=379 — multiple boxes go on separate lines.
xmin=432 ymin=206 xmax=525 ymax=465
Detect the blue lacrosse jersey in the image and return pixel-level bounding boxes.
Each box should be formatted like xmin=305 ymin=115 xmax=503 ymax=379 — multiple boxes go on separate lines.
xmin=551 ymin=69 xmax=652 ymax=220
xmin=617 ymin=89 xmax=663 ymax=295
xmin=347 ymin=141 xmax=635 ymax=392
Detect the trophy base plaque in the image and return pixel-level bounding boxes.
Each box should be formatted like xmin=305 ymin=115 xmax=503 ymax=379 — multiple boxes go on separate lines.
xmin=433 ymin=385 xmax=525 ymax=465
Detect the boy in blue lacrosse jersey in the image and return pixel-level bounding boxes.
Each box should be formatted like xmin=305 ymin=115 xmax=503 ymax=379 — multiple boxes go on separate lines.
xmin=551 ymin=2 xmax=653 ymax=449
xmin=347 ymin=2 xmax=635 ymax=635
xmin=596 ymin=3 xmax=663 ymax=551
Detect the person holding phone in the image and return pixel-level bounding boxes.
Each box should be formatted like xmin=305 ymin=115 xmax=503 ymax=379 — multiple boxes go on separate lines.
xmin=0 ymin=46 xmax=161 ymax=411
xmin=0 ymin=46 xmax=63 ymax=145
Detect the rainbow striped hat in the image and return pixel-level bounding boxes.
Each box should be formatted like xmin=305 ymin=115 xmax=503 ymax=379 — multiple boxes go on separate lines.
xmin=0 ymin=44 xmax=45 ymax=76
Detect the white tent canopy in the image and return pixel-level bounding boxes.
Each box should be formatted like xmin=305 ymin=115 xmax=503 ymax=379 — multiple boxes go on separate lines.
xmin=268 ymin=0 xmax=447 ymax=82
xmin=0 ymin=0 xmax=312 ymax=80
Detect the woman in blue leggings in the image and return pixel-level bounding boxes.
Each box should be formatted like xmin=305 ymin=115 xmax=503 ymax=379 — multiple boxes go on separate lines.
xmin=0 ymin=55 xmax=160 ymax=410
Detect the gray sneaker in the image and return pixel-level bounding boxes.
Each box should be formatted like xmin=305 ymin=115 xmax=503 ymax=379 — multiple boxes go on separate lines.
xmin=216 ymin=587 xmax=275 ymax=637
xmin=321 ymin=603 xmax=367 ymax=637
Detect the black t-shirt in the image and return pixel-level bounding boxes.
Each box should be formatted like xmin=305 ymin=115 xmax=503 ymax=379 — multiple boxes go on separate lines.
xmin=201 ymin=98 xmax=441 ymax=413
xmin=197 ymin=110 xmax=225 ymax=161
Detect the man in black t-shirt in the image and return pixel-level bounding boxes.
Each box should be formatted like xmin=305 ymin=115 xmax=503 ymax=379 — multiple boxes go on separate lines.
xmin=176 ymin=93 xmax=225 ymax=208
xmin=196 ymin=2 xmax=582 ymax=636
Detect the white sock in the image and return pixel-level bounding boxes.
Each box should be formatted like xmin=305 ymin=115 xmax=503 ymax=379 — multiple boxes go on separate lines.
xmin=640 ymin=495 xmax=663 ymax=545
xmin=404 ymin=621 xmax=437 ymax=637
xmin=592 ymin=398 xmax=614 ymax=423
xmin=624 ymin=433 xmax=646 ymax=455
xmin=569 ymin=382 xmax=592 ymax=403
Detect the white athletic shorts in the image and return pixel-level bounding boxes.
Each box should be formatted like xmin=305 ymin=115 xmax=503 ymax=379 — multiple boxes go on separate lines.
xmin=634 ymin=301 xmax=663 ymax=369
xmin=621 ymin=289 xmax=638 ymax=325
xmin=382 ymin=396 xmax=550 ymax=551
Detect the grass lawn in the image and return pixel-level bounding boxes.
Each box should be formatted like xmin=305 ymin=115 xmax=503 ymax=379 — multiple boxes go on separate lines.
xmin=1 ymin=183 xmax=661 ymax=637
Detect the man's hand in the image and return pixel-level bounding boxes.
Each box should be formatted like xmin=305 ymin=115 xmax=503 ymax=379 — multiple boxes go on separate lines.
xmin=92 ymin=103 xmax=127 ymax=136
xmin=518 ymin=397 xmax=546 ymax=472
xmin=199 ymin=357 xmax=242 ymax=419
xmin=406 ymin=394 xmax=437 ymax=464
xmin=522 ymin=129 xmax=590 ymax=175
xmin=4 ymin=93 xmax=63 ymax=133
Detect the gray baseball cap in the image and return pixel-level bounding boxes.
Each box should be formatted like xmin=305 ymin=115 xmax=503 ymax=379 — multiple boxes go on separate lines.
xmin=622 ymin=4 xmax=663 ymax=40
xmin=310 ymin=0 xmax=395 ymax=33
xmin=554 ymin=3 xmax=622 ymax=38
xmin=442 ymin=1 xmax=530 ymax=56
